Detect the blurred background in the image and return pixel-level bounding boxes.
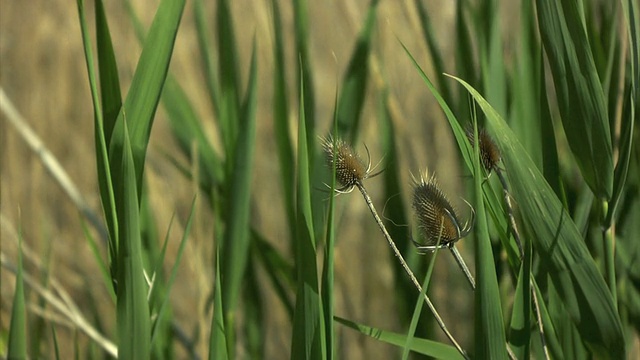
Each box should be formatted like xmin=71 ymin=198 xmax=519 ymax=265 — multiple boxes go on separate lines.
xmin=1 ymin=0 xmax=546 ymax=358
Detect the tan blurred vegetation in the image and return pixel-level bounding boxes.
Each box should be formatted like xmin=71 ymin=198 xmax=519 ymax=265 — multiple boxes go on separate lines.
xmin=0 ymin=0 xmax=487 ymax=358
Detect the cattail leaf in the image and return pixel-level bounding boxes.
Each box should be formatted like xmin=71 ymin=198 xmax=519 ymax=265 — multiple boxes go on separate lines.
xmin=536 ymin=0 xmax=614 ymax=199
xmin=335 ymin=0 xmax=379 ymax=143
xmin=8 ymin=235 xmax=27 ymax=359
xmin=109 ymin=0 xmax=186 ymax=193
xmin=291 ymin=69 xmax=326 ymax=360
xmin=471 ymin=122 xmax=509 ymax=360
xmin=220 ymin=40 xmax=258 ymax=336
xmin=334 ymin=317 xmax=464 ymax=360
xmin=451 ymin=75 xmax=626 ymax=359
xmin=209 ymin=252 xmax=229 ymax=360
xmin=116 ymin=122 xmax=151 ymax=360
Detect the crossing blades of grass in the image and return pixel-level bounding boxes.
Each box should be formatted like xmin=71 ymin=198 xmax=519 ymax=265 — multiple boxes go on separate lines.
xmin=452 ymin=75 xmax=626 ymax=359
xmin=108 ymin=0 xmax=186 ymax=190
xmin=536 ymin=0 xmax=614 ymax=200
xmin=335 ymin=317 xmax=464 ymax=360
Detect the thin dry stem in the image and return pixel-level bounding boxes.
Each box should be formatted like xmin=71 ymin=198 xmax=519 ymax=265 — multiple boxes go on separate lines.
xmin=355 ymin=182 xmax=469 ymax=359
xmin=450 ymin=246 xmax=476 ymax=290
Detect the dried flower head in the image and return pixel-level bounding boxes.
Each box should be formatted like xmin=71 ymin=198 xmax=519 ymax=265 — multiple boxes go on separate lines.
xmin=412 ymin=172 xmax=474 ymax=252
xmin=322 ymin=136 xmax=374 ymax=193
xmin=466 ymin=126 xmax=501 ymax=174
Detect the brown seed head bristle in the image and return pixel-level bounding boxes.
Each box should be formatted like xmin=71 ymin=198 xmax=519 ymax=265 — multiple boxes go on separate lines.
xmin=466 ymin=127 xmax=501 ymax=173
xmin=412 ymin=175 xmax=461 ymax=246
xmin=322 ymin=136 xmax=367 ymax=189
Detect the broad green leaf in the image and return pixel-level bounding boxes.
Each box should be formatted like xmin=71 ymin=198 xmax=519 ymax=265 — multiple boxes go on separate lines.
xmin=536 ymin=0 xmax=614 ymax=199
xmin=116 ymin=122 xmax=150 ymax=360
xmin=109 ymin=0 xmax=186 ymax=192
xmin=452 ymin=75 xmax=625 ymax=359
xmin=335 ymin=0 xmax=379 ymax=144
xmin=290 ymin=70 xmax=326 ymax=360
xmin=335 ymin=317 xmax=463 ymax=360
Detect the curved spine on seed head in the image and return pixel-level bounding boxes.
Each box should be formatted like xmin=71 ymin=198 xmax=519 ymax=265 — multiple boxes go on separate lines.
xmin=412 ymin=171 xmax=474 ymax=253
xmin=321 ymin=135 xmax=380 ymax=193
xmin=465 ymin=126 xmax=501 ymax=174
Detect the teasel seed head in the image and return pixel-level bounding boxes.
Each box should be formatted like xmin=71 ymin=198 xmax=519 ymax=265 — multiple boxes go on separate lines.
xmin=412 ymin=172 xmax=474 ymax=252
xmin=322 ymin=136 xmax=371 ymax=193
xmin=466 ymin=126 xmax=501 ymax=174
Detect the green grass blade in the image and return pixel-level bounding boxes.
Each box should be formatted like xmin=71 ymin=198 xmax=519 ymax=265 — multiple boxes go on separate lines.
xmin=290 ymin=69 xmax=326 ymax=360
xmin=321 ymin=93 xmax=338 ymax=360
xmin=216 ymin=0 xmax=241 ymax=156
xmin=220 ymin=40 xmax=258 ymax=334
xmin=109 ymin=0 xmax=186 ymax=189
xmin=336 ymin=0 xmax=379 ymax=143
xmin=94 ymin=0 xmax=122 ymax=145
xmin=80 ymin=219 xmax=116 ymax=302
xmin=8 ymin=234 xmax=27 ymax=359
xmin=536 ymin=0 xmax=614 ymax=199
xmin=150 ymin=198 xmax=196 ymax=345
xmin=414 ymin=0 xmax=454 ymax=105
xmin=76 ymin=0 xmax=119 ymax=269
xmin=193 ymin=0 xmax=221 ymax=119
xmin=162 ymin=77 xmax=225 ymax=191
xmin=470 ymin=121 xmax=509 ymax=360
xmin=51 ymin=326 xmax=61 ymax=360
xmin=271 ymin=0 xmax=296 ymax=248
xmin=509 ymin=240 xmax=532 ymax=359
xmin=209 ymin=252 xmax=229 ymax=360
xmin=335 ymin=317 xmax=464 ymax=359
xmin=116 ymin=122 xmax=151 ymax=360
xmin=293 ymin=0 xmax=316 ymax=152
xmin=252 ymin=231 xmax=295 ymax=318
xmin=478 ymin=0 xmax=507 ymax=117
xmin=451 ymin=75 xmax=626 ymax=359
